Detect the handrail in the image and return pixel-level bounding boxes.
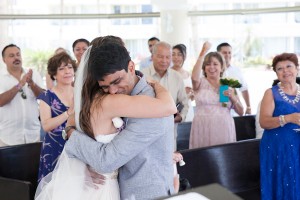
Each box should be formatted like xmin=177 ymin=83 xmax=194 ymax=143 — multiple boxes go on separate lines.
xmin=0 ymin=6 xmax=299 ymax=20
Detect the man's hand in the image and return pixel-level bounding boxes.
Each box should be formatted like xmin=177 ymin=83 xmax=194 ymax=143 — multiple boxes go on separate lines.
xmin=87 ymin=166 xmax=106 ymax=189
xmin=174 ymin=113 xmax=182 ymax=123
xmin=173 ymin=152 xmax=183 ymax=164
xmin=26 ymin=69 xmax=34 ymax=86
xmin=19 ymin=73 xmax=28 ymax=87
xmin=66 ymin=99 xmax=75 ymax=138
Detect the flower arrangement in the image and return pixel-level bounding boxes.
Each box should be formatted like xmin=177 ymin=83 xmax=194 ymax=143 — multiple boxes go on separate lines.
xmin=219 ymin=78 xmax=242 ymax=107
xmin=220 ymin=78 xmax=242 ymax=88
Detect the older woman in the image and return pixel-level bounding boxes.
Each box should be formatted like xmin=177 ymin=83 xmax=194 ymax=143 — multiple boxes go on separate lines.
xmin=260 ymin=53 xmax=300 ymax=199
xmin=37 ymin=52 xmax=77 ymax=182
xmin=189 ymin=42 xmax=243 ymax=149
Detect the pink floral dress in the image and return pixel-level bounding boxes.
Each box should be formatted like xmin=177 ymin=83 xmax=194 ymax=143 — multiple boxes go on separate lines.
xmin=189 ymin=77 xmax=236 ymax=149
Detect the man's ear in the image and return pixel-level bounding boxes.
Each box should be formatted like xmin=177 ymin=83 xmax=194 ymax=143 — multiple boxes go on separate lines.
xmin=127 ymin=61 xmax=135 ymax=73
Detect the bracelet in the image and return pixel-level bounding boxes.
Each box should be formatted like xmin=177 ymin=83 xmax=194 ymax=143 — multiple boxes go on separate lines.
xmin=16 ymin=83 xmax=22 ymax=90
xmin=279 ymin=115 xmax=286 ymax=127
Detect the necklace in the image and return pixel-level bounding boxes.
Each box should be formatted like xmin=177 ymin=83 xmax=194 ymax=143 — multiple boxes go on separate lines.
xmin=277 ymin=82 xmax=300 ymax=104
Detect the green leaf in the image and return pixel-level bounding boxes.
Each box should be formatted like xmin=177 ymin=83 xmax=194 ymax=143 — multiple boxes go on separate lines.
xmin=220 ymin=78 xmax=242 ymax=88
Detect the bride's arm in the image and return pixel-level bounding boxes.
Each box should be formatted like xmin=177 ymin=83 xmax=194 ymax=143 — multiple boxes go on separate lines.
xmin=102 ymin=81 xmax=177 ymax=119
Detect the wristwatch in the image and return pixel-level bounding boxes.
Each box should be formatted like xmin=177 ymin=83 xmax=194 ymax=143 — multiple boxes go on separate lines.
xmin=62 ymin=126 xmax=76 ymax=140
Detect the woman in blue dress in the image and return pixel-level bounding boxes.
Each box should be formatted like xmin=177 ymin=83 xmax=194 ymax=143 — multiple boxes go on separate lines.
xmin=37 ymin=52 xmax=77 ymax=182
xmin=260 ymin=53 xmax=300 ymax=200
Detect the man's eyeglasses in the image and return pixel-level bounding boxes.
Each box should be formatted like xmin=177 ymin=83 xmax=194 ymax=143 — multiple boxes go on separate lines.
xmin=19 ymin=88 xmax=27 ymax=99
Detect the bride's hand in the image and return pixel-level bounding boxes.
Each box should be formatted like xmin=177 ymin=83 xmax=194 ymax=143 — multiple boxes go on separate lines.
xmin=147 ymin=78 xmax=158 ymax=88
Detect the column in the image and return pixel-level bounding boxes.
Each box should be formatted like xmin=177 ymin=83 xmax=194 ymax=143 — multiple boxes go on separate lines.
xmin=151 ymin=0 xmax=189 ymax=46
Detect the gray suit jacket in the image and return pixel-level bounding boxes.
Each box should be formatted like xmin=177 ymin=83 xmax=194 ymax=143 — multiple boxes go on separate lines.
xmin=65 ymin=74 xmax=175 ymax=200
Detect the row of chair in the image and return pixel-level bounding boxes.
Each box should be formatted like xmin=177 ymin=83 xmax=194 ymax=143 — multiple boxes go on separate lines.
xmin=0 ymin=142 xmax=41 ymax=200
xmin=0 ymin=115 xmax=257 ymax=200
xmin=177 ymin=139 xmax=261 ymax=200
xmin=177 ymin=115 xmax=256 ymax=150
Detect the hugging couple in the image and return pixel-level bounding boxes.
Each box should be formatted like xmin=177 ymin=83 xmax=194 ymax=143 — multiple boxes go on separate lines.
xmin=35 ymin=35 xmax=180 ymax=200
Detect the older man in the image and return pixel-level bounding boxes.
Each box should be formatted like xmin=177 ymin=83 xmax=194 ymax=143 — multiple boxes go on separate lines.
xmin=0 ymin=44 xmax=44 ymax=146
xmin=142 ymin=41 xmax=189 ymax=149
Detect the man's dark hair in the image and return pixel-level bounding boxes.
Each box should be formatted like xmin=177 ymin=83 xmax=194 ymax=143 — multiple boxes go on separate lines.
xmin=91 ymin=35 xmax=125 ymax=47
xmin=81 ymin=42 xmax=131 ymax=138
xmin=148 ymin=37 xmax=160 ymax=43
xmin=88 ymin=43 xmax=131 ymax=81
xmin=2 ymin=44 xmax=20 ymax=58
xmin=216 ymin=42 xmax=231 ymax=52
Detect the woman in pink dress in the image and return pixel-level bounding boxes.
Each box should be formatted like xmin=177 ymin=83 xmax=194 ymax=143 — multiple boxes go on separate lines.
xmin=189 ymin=42 xmax=244 ymax=149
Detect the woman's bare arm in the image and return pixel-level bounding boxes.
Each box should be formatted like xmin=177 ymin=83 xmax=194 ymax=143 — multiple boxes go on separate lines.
xmin=103 ymin=81 xmax=177 ymax=119
xmin=39 ymin=101 xmax=70 ymax=132
xmin=191 ymin=41 xmax=211 ymax=91
xmin=259 ymin=89 xmax=280 ymax=129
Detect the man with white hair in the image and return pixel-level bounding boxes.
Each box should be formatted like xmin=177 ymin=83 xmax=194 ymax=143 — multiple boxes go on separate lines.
xmin=142 ymin=41 xmax=189 ymax=149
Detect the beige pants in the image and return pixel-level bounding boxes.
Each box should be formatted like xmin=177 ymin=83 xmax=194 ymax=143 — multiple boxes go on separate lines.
xmin=0 ymin=139 xmax=8 ymax=147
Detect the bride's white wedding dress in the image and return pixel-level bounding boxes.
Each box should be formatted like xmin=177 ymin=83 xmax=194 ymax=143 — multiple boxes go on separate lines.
xmin=35 ymin=132 xmax=120 ymax=200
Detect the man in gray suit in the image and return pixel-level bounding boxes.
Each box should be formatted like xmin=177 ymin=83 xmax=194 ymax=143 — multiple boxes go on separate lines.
xmin=65 ymin=43 xmax=175 ymax=199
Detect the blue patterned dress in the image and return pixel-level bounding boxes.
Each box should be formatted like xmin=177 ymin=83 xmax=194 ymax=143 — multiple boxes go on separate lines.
xmin=260 ymin=85 xmax=300 ymax=200
xmin=37 ymin=90 xmax=68 ymax=182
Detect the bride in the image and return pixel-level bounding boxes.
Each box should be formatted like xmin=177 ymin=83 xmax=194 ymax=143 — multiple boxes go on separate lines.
xmin=34 ymin=38 xmax=177 ymax=200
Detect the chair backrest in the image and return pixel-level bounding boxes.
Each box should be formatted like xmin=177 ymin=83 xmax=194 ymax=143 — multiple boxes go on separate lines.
xmin=177 ymin=139 xmax=260 ymax=194
xmin=233 ymin=115 xmax=256 ymax=141
xmin=176 ymin=115 xmax=257 ymax=151
xmin=176 ymin=122 xmax=191 ymax=151
xmin=0 ymin=176 xmax=31 ymax=200
xmin=0 ymin=142 xmax=42 ymax=199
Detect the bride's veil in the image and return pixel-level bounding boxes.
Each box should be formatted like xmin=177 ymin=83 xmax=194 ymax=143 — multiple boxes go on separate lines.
xmin=74 ymin=46 xmax=92 ymax=132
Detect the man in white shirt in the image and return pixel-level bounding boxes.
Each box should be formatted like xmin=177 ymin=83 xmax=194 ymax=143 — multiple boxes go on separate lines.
xmin=139 ymin=37 xmax=160 ymax=70
xmin=0 ymin=44 xmax=44 ymax=146
xmin=141 ymin=42 xmax=189 ymax=149
xmin=217 ymin=42 xmax=251 ymax=115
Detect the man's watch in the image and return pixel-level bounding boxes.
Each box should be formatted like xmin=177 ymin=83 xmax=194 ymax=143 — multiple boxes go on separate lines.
xmin=62 ymin=126 xmax=76 ymax=140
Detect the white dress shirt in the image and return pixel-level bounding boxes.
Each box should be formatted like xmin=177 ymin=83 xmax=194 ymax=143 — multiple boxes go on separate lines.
xmin=223 ymin=65 xmax=248 ymax=92
xmin=141 ymin=65 xmax=189 ymax=121
xmin=0 ymin=67 xmax=43 ymax=145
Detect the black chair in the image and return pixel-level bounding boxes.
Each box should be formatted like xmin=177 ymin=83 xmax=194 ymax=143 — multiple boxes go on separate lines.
xmin=176 ymin=122 xmax=191 ymax=151
xmin=234 ymin=115 xmax=256 ymax=141
xmin=177 ymin=139 xmax=261 ymax=200
xmin=0 ymin=142 xmax=42 ymax=200
xmin=0 ymin=176 xmax=32 ymax=200
xmin=177 ymin=115 xmax=257 ymax=151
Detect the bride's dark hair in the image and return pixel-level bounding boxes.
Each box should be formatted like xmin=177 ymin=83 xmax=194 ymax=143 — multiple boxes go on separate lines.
xmin=79 ymin=36 xmax=126 ymax=139
xmin=80 ymin=71 xmax=104 ymax=139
